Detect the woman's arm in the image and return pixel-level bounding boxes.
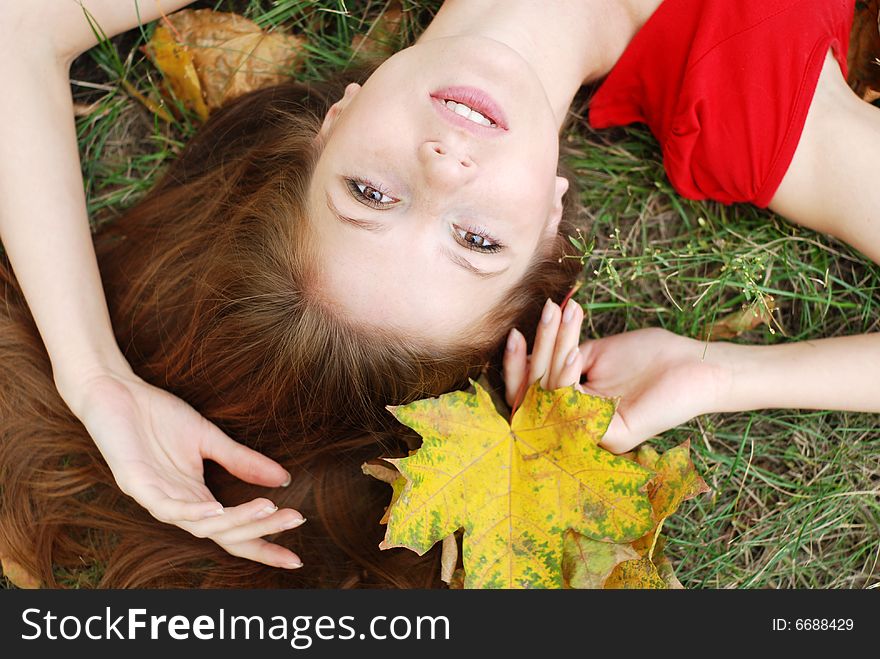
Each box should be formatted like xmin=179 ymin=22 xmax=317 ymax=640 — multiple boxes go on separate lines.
xmin=7 ymin=0 xmax=198 ymax=66
xmin=0 ymin=1 xmax=306 ymax=569
xmin=710 ymin=333 xmax=880 ymax=415
xmin=503 ymin=320 xmax=880 ymax=454
xmin=577 ymin=329 xmax=880 ymax=453
xmin=0 ymin=1 xmax=195 ymax=402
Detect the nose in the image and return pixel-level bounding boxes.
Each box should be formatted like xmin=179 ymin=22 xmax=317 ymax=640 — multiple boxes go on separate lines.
xmin=418 ymin=140 xmax=476 ymax=189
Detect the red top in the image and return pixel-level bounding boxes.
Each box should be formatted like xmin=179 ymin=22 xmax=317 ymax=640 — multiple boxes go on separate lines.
xmin=588 ymin=0 xmax=855 ymax=207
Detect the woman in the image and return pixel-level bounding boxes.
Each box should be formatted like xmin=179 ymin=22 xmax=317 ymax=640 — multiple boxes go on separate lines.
xmin=1 ymin=0 xmax=877 ymax=582
xmin=0 ymin=0 xmax=585 ymax=582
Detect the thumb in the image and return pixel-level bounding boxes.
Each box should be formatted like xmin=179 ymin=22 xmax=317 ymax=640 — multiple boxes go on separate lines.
xmin=597 ymin=412 xmax=638 ymax=454
xmin=502 ymin=328 xmax=528 ymax=408
xmin=578 ymin=382 xmax=639 ymax=454
xmin=200 ymin=423 xmax=291 ymax=488
xmin=577 ymin=338 xmax=602 ymax=378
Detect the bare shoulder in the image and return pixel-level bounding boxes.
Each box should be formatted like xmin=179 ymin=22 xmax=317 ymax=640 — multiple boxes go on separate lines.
xmin=769 ymin=49 xmax=880 ymax=265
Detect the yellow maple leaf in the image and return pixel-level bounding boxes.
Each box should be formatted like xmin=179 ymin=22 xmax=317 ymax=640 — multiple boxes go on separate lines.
xmin=379 ymin=379 xmax=655 ymax=589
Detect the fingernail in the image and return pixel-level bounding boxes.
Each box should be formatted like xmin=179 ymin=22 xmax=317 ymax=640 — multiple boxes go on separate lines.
xmin=255 ymin=504 xmax=278 ymax=520
xmin=285 ymin=559 xmax=303 ymax=569
xmin=506 ymin=328 xmax=520 ymax=352
xmin=281 ymin=472 xmax=292 ymax=487
xmin=541 ymin=298 xmax=555 ymax=324
xmin=565 ymin=346 xmax=579 ymax=367
xmin=280 ymin=516 xmax=306 ymax=530
xmin=203 ymin=507 xmax=224 ymax=519
xmin=563 ymin=300 xmax=580 ymax=323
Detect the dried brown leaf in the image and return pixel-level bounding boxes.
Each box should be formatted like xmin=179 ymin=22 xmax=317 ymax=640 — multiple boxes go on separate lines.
xmin=1 ymin=556 xmax=41 ymax=589
xmin=146 ymin=24 xmax=210 ymax=120
xmin=362 ymin=460 xmax=406 ymax=526
xmin=146 ymin=9 xmax=305 ymax=119
xmin=702 ymin=295 xmax=776 ymax=340
xmin=361 ymin=460 xmax=400 ymax=485
xmin=604 ymin=556 xmax=667 ymax=589
xmin=447 ymin=567 xmax=465 ymax=590
xmin=440 ymin=534 xmax=458 ymax=584
xmin=562 ymin=531 xmax=640 ymax=589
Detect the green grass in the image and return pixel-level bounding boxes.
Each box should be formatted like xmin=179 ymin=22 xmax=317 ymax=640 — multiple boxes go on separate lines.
xmin=570 ymin=122 xmax=880 ymax=588
xmin=17 ymin=0 xmax=880 ymax=589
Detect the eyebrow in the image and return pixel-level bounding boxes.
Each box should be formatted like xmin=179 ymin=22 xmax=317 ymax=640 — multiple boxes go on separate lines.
xmin=325 ymin=192 xmax=509 ymax=280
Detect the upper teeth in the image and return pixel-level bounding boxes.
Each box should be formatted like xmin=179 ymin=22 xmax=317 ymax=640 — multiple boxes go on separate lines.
xmin=444 ymin=100 xmax=497 ymax=127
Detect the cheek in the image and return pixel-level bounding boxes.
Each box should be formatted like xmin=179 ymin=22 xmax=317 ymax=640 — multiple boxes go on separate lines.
xmin=496 ymin=171 xmax=556 ymax=227
xmin=337 ymin=85 xmax=415 ymax=140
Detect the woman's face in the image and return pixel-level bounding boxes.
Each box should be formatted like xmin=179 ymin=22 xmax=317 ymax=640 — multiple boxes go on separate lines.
xmin=308 ymin=36 xmax=567 ymax=343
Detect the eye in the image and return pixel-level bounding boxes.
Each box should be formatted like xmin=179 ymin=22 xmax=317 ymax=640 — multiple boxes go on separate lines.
xmin=454 ymin=225 xmax=503 ymax=253
xmin=345 ymin=177 xmax=398 ymax=208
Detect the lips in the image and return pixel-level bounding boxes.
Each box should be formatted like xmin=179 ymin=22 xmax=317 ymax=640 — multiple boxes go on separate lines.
xmin=429 ymin=85 xmax=510 ymax=136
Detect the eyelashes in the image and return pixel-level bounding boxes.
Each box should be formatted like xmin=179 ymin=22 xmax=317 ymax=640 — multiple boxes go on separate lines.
xmin=345 ymin=177 xmax=398 ymax=208
xmin=453 ymin=225 xmax=502 ymax=253
xmin=343 ymin=176 xmax=505 ymax=253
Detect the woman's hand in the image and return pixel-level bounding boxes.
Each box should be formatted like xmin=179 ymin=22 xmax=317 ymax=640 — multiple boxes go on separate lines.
xmin=574 ymin=327 xmax=728 ymax=452
xmin=67 ymin=366 xmax=305 ymax=570
xmin=503 ymin=298 xmax=588 ymax=405
xmin=0 ymin=12 xmax=301 ymax=567
xmin=503 ymin=300 xmax=729 ymax=454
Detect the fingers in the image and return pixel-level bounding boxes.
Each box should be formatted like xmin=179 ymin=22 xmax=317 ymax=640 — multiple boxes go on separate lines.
xmin=547 ymin=299 xmax=584 ymax=388
xmin=530 ymin=297 xmax=584 ymax=390
xmin=181 ymin=497 xmax=306 ymax=569
xmin=210 ymin=509 xmax=305 ymax=546
xmin=503 ymin=295 xmax=583 ymax=415
xmin=550 ymin=345 xmax=583 ymax=392
xmin=201 ymin=423 xmax=291 ymax=488
xmin=128 ymin=475 xmax=305 ymax=569
xmin=222 ymin=537 xmax=303 ymax=570
xmin=182 ymin=497 xmax=293 ymax=536
xmin=503 ymin=328 xmax=528 ymax=407
xmin=140 ymin=487 xmax=225 ymax=523
xmin=529 ymin=298 xmax=562 ymax=388
xmin=507 ymin=297 xmax=584 ymax=401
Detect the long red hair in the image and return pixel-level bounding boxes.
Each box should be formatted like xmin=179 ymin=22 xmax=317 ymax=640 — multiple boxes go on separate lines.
xmin=0 ymin=69 xmax=582 ymax=588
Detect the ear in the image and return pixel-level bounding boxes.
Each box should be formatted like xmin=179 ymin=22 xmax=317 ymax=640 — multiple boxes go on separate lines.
xmin=543 ymin=175 xmax=570 ymax=240
xmin=318 ymin=83 xmax=362 ymax=140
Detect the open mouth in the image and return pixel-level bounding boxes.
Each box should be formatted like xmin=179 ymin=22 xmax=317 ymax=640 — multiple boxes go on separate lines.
xmin=439 ymin=99 xmax=497 ymax=127
xmin=430 ymin=86 xmax=509 ymax=131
